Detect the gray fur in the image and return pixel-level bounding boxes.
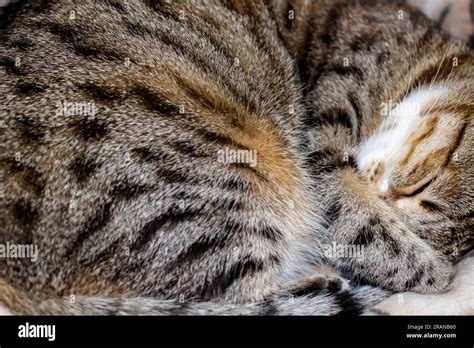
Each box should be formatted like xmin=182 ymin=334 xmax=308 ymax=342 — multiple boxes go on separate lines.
xmin=0 ymin=0 xmax=471 ymax=315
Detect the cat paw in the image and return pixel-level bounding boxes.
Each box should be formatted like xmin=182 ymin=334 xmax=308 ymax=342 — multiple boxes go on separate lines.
xmin=283 ymin=265 xmax=351 ymax=296
xmin=403 ymin=248 xmax=454 ymax=294
xmin=366 ymin=255 xmax=474 ymax=315
xmin=356 ymin=223 xmax=456 ymax=294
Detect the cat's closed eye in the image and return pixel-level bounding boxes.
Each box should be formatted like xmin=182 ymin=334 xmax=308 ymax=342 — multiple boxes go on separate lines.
xmin=391 ymin=177 xmax=433 ymax=198
xmin=360 ymin=158 xmax=437 ymax=210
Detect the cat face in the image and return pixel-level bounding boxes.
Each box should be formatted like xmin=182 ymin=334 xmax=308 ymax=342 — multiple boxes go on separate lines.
xmin=357 ymin=84 xmax=473 ymax=258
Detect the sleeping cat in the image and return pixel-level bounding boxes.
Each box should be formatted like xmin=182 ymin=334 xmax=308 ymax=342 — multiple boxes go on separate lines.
xmin=0 ymin=0 xmax=472 ymax=315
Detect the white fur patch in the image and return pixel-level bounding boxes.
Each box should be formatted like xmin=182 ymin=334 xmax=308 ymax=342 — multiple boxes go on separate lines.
xmin=0 ymin=302 xmax=13 ymax=315
xmin=356 ymin=86 xmax=449 ymax=182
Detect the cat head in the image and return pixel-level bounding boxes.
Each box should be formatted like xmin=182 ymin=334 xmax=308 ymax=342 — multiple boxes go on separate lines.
xmin=357 ymin=82 xmax=473 ymax=259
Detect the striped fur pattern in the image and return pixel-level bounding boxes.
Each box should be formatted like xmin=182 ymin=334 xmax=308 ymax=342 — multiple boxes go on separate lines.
xmin=0 ymin=0 xmax=471 ymax=315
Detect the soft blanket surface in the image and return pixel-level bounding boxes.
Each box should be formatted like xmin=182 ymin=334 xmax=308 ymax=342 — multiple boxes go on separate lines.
xmin=369 ymin=252 xmax=474 ymax=315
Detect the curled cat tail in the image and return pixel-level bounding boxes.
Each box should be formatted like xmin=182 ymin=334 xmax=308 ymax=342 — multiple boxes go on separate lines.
xmin=0 ymin=278 xmax=388 ymax=315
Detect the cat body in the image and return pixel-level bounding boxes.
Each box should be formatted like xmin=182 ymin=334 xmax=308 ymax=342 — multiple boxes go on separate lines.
xmin=0 ymin=0 xmax=472 ymax=315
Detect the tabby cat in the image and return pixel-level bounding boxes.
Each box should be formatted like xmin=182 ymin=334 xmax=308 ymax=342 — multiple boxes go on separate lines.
xmin=0 ymin=0 xmax=472 ymax=315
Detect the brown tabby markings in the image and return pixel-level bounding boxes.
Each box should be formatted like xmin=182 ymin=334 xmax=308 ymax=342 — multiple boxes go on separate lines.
xmin=0 ymin=0 xmax=471 ymax=315
xmin=401 ymin=117 xmax=439 ymax=166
